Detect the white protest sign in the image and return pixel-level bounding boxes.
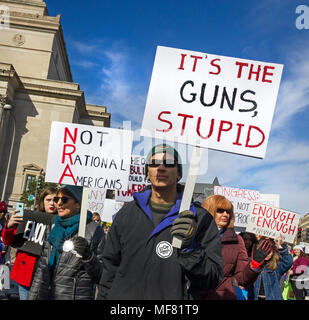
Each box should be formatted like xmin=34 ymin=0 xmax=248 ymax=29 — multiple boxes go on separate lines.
xmin=45 ymin=121 xmax=133 ymax=190
xmin=258 ymin=194 xmax=280 ymax=207
xmin=141 ymin=46 xmax=283 ymax=159
xmin=100 ymin=199 xmax=121 ymax=223
xmin=214 ymin=185 xmax=261 ymax=228
xmin=0 ymin=265 xmax=10 ymax=290
xmin=246 ymin=203 xmax=300 ymax=244
xmin=115 ymin=155 xmax=151 ymax=202
xmin=299 ymin=242 xmax=309 ymax=254
xmin=87 ymin=188 xmax=107 ymax=217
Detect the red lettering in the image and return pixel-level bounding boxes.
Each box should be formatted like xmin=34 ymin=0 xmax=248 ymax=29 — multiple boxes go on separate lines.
xmin=156 ymin=111 xmax=172 ymax=132
xmin=62 ymin=144 xmax=76 ymax=164
xmin=217 ymin=120 xmax=233 ymax=142
xmin=209 ymin=58 xmax=221 ymax=75
xmin=233 ymin=123 xmax=244 ymax=146
xmin=64 ymin=127 xmax=78 ymax=144
xmin=262 ymin=66 xmax=275 ymax=83
xmin=245 ymin=125 xmax=265 ymax=148
xmin=252 ymin=203 xmax=259 ymax=215
xmin=235 ymin=61 xmax=249 ymax=78
xmin=256 ymin=216 xmax=262 ymax=227
xmin=58 ymin=164 xmax=76 ymax=185
xmin=248 ymin=64 xmax=261 ymax=81
xmin=286 ymin=213 xmax=295 ymax=225
xmin=178 ymin=53 xmax=187 ymax=70
xmin=190 ymin=55 xmax=203 ymax=72
xmin=178 ymin=113 xmax=194 ymax=135
xmin=196 ymin=117 xmax=214 ymax=139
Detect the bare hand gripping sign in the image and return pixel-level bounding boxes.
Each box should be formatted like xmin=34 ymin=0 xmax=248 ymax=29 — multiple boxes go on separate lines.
xmin=141 ymin=46 xmax=283 ymax=159
xmin=45 ymin=122 xmax=133 ymax=189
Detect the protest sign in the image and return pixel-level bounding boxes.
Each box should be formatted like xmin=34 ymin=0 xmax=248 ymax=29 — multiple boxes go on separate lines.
xmin=299 ymin=242 xmax=309 ymax=254
xmin=246 ymin=203 xmax=300 ymax=244
xmin=45 ymin=121 xmax=133 ymax=190
xmin=258 ymin=193 xmax=280 ymax=207
xmin=88 ymin=188 xmax=107 ymax=216
xmin=99 ymin=199 xmax=121 ymax=223
xmin=214 ymin=185 xmax=261 ymax=228
xmin=15 ymin=210 xmax=55 ymax=256
xmin=141 ymin=46 xmax=283 ymax=159
xmin=116 ymin=155 xmax=151 ymax=202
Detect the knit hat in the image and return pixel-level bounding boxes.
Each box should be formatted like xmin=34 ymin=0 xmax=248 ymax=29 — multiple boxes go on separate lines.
xmin=61 ymin=185 xmax=83 ymax=204
xmin=293 ymin=245 xmax=304 ymax=252
xmin=145 ymin=144 xmax=182 ymax=180
xmin=0 ymin=201 xmax=7 ymax=213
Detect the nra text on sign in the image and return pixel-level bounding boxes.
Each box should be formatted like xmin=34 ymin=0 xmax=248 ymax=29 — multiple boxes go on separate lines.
xmin=45 ymin=121 xmax=133 ymax=190
xmin=141 ymin=46 xmax=283 ymax=158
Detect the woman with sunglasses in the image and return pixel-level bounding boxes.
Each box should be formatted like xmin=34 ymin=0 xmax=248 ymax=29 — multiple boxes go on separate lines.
xmin=1 ymin=186 xmax=57 ymax=300
xmin=200 ymin=195 xmax=273 ymax=300
xmin=28 ymin=185 xmax=105 ymax=300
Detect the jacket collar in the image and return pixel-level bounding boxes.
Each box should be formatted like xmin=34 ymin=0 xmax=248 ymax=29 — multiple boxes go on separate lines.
xmin=221 ymin=228 xmax=238 ymax=243
xmin=133 ymin=187 xmax=196 ymax=241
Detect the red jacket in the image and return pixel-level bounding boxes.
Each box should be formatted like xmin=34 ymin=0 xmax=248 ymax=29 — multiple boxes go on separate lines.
xmin=292 ymin=256 xmax=309 ymax=276
xmin=1 ymin=223 xmax=37 ymax=287
xmin=202 ymin=228 xmax=260 ymax=300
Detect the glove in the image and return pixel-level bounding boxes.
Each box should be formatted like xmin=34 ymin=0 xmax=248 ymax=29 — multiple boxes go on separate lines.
xmin=170 ymin=210 xmax=197 ymax=249
xmin=251 ymin=238 xmax=273 ymax=269
xmin=72 ymin=236 xmax=91 ymax=260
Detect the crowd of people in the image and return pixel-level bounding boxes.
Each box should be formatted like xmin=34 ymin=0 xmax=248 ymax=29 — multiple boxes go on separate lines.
xmin=0 ymin=144 xmax=308 ymax=300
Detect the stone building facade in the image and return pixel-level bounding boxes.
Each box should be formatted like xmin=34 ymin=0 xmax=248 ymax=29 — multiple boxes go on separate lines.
xmin=0 ymin=0 xmax=110 ymax=209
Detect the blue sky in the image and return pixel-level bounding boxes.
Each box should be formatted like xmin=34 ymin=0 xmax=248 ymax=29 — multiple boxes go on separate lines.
xmin=46 ymin=0 xmax=309 ymax=215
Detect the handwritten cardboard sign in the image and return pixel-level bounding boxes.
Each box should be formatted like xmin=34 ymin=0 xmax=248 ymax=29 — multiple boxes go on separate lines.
xmin=246 ymin=203 xmax=300 ymax=244
xmin=45 ymin=121 xmax=133 ymax=190
xmin=87 ymin=188 xmax=107 ymax=218
xmin=15 ymin=210 xmax=55 ymax=256
xmin=115 ymin=155 xmax=151 ymax=202
xmin=141 ymin=46 xmax=283 ymax=158
xmin=214 ymin=185 xmax=261 ymax=228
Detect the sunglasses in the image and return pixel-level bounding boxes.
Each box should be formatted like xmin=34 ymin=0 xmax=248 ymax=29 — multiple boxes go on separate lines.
xmin=217 ymin=208 xmax=231 ymax=214
xmin=53 ymin=196 xmax=73 ymax=204
xmin=147 ymin=159 xmax=177 ymax=168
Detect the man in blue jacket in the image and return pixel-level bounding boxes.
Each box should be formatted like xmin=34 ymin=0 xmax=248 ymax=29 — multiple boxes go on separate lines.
xmin=98 ymin=144 xmax=223 ymax=300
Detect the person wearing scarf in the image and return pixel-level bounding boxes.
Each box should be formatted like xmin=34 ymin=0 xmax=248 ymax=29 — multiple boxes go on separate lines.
xmin=28 ymin=185 xmax=105 ymax=300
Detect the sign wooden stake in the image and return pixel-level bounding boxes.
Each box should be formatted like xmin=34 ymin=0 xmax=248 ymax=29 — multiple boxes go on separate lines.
xmin=172 ymin=146 xmax=203 ymax=248
xmin=78 ymin=186 xmax=90 ymax=238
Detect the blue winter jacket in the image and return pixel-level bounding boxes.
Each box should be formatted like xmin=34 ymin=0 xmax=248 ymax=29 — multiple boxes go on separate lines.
xmin=248 ymin=246 xmax=293 ymax=300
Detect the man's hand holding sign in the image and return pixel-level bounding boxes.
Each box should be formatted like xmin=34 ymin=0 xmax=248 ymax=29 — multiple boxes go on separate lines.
xmin=141 ymin=46 xmax=283 ymax=248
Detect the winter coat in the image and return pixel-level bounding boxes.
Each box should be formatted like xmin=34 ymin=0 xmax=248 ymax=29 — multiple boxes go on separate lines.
xmin=291 ymin=256 xmax=309 ymax=278
xmin=202 ymin=228 xmax=260 ymax=300
xmin=28 ymin=219 xmax=105 ymax=300
xmin=248 ymin=245 xmax=293 ymax=300
xmin=98 ymin=187 xmax=223 ymax=300
xmin=1 ymin=218 xmax=55 ymax=287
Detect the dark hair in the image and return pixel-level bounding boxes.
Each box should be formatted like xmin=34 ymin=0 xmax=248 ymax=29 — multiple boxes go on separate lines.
xmin=37 ymin=186 xmax=57 ymax=212
xmin=239 ymin=232 xmax=258 ymax=245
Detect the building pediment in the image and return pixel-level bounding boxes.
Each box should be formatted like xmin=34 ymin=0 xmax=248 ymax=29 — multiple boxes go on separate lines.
xmin=22 ymin=163 xmax=43 ymax=172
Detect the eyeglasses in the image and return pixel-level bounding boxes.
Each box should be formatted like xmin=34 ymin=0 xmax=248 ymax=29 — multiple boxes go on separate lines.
xmin=53 ymin=196 xmax=73 ymax=204
xmin=217 ymin=208 xmax=231 ymax=214
xmin=147 ymin=159 xmax=177 ymax=168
